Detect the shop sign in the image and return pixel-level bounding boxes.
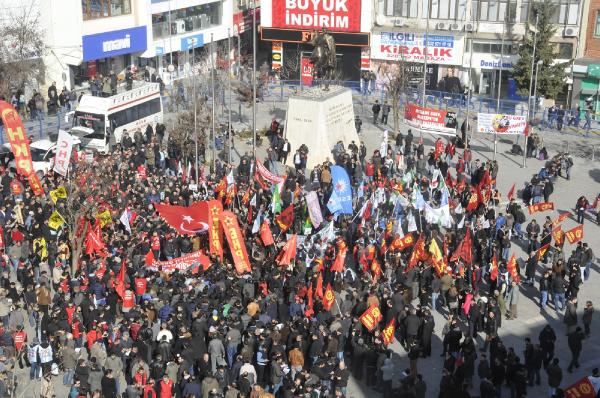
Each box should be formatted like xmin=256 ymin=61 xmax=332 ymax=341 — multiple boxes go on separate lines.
xmin=272 ymin=41 xmax=283 ymax=70
xmin=233 ymin=8 xmax=261 ymax=35
xmin=82 ymin=26 xmax=147 ymax=62
xmin=371 ymin=31 xmax=463 ymax=65
xmin=181 ymin=34 xmax=204 ymax=51
xmin=261 ymin=27 xmax=369 ymax=46
xmin=301 ymin=56 xmax=314 ymax=85
xmin=271 ymin=0 xmax=362 ymax=32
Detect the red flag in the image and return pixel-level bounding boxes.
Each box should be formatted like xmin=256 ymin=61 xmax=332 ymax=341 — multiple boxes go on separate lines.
xmin=145 ymin=250 xmax=155 ymax=266
xmin=537 ymin=243 xmax=550 ymax=261
xmin=490 ymin=253 xmax=498 ymax=281
xmin=466 ymin=190 xmax=479 ymax=212
xmin=220 ymin=211 xmax=252 ymax=274
xmin=323 ymin=283 xmax=335 ymax=311
xmin=552 ymin=226 xmax=565 ymax=247
xmin=563 ymin=377 xmax=598 ymax=398
xmin=450 ymin=230 xmax=473 ymax=265
xmin=247 ymin=204 xmax=253 ymax=224
xmin=330 ymin=246 xmax=347 ymax=273
xmin=406 ymin=234 xmax=425 ymax=272
xmin=224 ymin=184 xmax=237 ymax=206
xmin=552 ymin=212 xmax=570 ymax=227
xmin=389 ymin=233 xmax=414 ymax=252
xmin=0 ymin=226 xmax=4 ymax=249
xmin=85 ymin=222 xmax=105 ymax=255
xmin=382 ymin=318 xmax=396 ymax=346
xmin=276 ymin=234 xmax=297 ymax=266
xmin=359 ymin=306 xmax=383 ymax=332
xmin=115 ymin=260 xmax=126 ymax=299
xmin=507 ymin=254 xmax=521 ymax=284
xmin=590 ymin=195 xmax=600 ymax=210
xmin=371 ymin=259 xmax=382 ymax=282
xmin=275 ymin=204 xmax=294 ymax=232
xmin=304 ymin=284 xmax=314 ymax=318
xmin=154 ymin=202 xmax=210 ymax=235
xmin=507 ymin=183 xmax=516 ymax=201
xmin=260 ymin=220 xmax=275 ymax=246
xmin=208 ymin=200 xmax=224 ymax=261
xmin=565 ymin=224 xmax=584 ymax=244
xmin=528 ymin=202 xmax=555 ymax=215
xmin=315 ymin=272 xmax=324 ymax=299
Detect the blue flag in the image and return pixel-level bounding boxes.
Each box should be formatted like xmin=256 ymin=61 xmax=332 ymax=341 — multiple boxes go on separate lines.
xmin=357 ymin=180 xmax=364 ymax=199
xmin=327 ymin=190 xmax=343 ymax=215
xmin=330 ymin=165 xmax=353 ymax=214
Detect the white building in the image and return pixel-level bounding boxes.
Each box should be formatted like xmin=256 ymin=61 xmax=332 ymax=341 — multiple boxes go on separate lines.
xmin=34 ymin=0 xmax=234 ymax=90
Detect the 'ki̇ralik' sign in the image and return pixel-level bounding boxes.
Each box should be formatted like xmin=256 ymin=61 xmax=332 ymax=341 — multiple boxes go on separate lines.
xmin=371 ymin=32 xmax=464 ymax=65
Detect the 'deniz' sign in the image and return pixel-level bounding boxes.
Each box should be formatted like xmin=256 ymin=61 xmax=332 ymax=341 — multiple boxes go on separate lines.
xmin=371 ymin=31 xmax=464 ymax=66
xmin=272 ymin=0 xmax=361 ymax=32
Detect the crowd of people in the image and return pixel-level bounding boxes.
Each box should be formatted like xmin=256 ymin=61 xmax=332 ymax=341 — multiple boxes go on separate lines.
xmin=0 ymin=100 xmax=598 ymax=398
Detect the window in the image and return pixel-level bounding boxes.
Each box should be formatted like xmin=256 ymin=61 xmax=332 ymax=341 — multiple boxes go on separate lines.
xmin=74 ymin=112 xmax=106 ymax=135
xmin=427 ymin=0 xmax=466 ymax=19
xmin=478 ymin=0 xmax=516 ymax=22
xmin=470 ymin=40 xmax=519 ymax=55
xmin=557 ymin=42 xmax=573 ymax=58
xmin=81 ymin=0 xmax=131 ymax=20
xmin=595 ymin=11 xmax=600 ymax=37
xmin=152 ymin=2 xmax=222 ymax=39
xmin=384 ymin=0 xmax=418 ymax=17
xmin=110 ymin=98 xmax=161 ymax=128
xmin=521 ymin=0 xmax=579 ymax=25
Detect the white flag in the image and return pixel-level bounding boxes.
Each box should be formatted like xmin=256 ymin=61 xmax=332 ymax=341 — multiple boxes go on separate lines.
xmin=407 ymin=212 xmax=418 ymax=232
xmin=252 ymin=210 xmax=263 ymax=234
xmin=119 ymin=209 xmax=131 ymax=233
xmin=226 ymin=170 xmax=235 ymax=186
xmin=457 ymin=215 xmax=466 ymax=229
xmin=53 ymin=130 xmax=74 ymax=176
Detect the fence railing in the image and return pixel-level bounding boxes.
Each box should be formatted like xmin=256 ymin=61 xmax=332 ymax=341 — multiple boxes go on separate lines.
xmin=0 ymin=109 xmax=69 ymax=145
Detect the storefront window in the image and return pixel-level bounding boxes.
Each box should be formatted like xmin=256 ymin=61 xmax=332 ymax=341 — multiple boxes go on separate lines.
xmin=152 ymin=2 xmax=222 ymax=39
xmin=384 ymin=0 xmax=418 ymax=18
xmin=82 ymin=0 xmax=131 ymax=20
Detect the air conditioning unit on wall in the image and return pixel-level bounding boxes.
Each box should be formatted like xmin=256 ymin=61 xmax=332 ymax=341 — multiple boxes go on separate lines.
xmin=436 ymin=22 xmax=448 ymax=30
xmin=563 ymin=27 xmax=579 ymax=37
xmin=450 ymin=23 xmax=461 ymax=31
xmin=464 ymin=22 xmax=476 ymax=32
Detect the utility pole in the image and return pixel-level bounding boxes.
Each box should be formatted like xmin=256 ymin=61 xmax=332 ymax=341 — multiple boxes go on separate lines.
xmin=252 ymin=0 xmax=257 ymax=158
xmin=524 ymin=13 xmax=539 ymax=168
xmin=228 ymin=28 xmax=233 ymax=165
xmin=421 ymin=0 xmax=430 ymax=108
xmin=211 ymin=33 xmax=216 ymax=171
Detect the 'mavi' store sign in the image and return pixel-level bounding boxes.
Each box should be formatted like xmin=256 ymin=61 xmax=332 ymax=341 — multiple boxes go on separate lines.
xmin=82 ymin=26 xmax=147 ymax=62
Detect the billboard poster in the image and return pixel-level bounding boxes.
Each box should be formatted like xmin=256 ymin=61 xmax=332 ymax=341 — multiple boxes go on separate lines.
xmin=272 ymin=41 xmax=283 ymax=70
xmin=404 ymin=103 xmax=458 ymax=135
xmin=271 ymin=0 xmax=362 ymax=32
xmin=301 ymin=56 xmax=314 ymax=85
xmin=371 ymin=31 xmax=464 ymax=65
xmin=477 ymin=113 xmax=527 ymax=135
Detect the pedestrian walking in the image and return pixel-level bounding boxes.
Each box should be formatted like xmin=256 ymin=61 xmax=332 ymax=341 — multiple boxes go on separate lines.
xmin=372 ymin=100 xmax=381 ymax=124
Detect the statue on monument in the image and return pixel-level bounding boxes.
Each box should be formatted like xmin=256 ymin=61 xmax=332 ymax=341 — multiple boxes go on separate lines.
xmin=310 ymin=28 xmax=337 ymax=91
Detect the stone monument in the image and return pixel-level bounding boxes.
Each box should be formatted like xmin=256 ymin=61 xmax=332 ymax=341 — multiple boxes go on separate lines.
xmin=284 ymin=85 xmax=359 ymax=170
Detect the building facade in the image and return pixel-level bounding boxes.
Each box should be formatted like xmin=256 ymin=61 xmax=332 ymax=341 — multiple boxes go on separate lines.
xmin=370 ymin=0 xmax=581 ymax=103
xmin=39 ymin=0 xmax=236 ymax=90
xmin=572 ymin=0 xmax=600 ymax=117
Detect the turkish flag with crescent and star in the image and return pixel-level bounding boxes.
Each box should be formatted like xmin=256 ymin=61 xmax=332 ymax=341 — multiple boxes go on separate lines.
xmin=154 ymin=202 xmax=210 ymax=236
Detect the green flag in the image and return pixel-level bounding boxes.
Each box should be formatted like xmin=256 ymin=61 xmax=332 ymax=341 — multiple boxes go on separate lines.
xmin=272 ymin=183 xmax=282 ymax=214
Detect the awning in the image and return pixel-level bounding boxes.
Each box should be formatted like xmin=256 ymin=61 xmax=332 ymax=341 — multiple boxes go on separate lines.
xmin=581 ymin=88 xmax=599 ymax=96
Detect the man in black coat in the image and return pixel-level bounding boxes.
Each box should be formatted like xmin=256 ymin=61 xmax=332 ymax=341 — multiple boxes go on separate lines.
xmin=101 ymin=369 xmax=118 ymax=398
xmin=567 ymin=327 xmax=585 ymax=372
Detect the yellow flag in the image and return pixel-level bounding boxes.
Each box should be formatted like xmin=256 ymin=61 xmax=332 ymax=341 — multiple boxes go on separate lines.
xmin=50 ymin=187 xmax=68 ymax=203
xmin=97 ymin=209 xmax=112 ymax=227
xmin=428 ymin=238 xmax=443 ymax=265
xmin=47 ymin=211 xmax=65 ymax=230
xmin=33 ymin=237 xmax=48 ymax=260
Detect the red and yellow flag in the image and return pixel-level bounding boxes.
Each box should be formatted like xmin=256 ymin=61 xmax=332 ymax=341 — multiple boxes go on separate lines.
xmin=552 ymin=226 xmax=565 ymax=247
xmin=490 ymin=253 xmax=498 ymax=281
xmin=528 ymin=202 xmax=554 ymax=215
xmin=537 ymin=243 xmax=550 ymax=262
xmin=330 ymin=246 xmax=347 ymax=273
xmin=208 ymin=200 xmax=224 ymax=261
xmin=220 ymin=211 xmax=252 ymax=274
xmin=552 ymin=212 xmax=570 ymax=227
xmin=382 ymin=318 xmax=396 ymax=346
xmin=275 ymin=204 xmax=294 ymax=232
xmin=359 ymin=306 xmax=383 ymax=332
xmin=405 ymin=234 xmax=425 ymax=272
xmin=260 ymin=220 xmax=275 ymax=246
xmin=507 ymin=254 xmax=521 ymax=284
xmin=323 ymin=283 xmax=335 ymax=311
xmin=276 ymin=234 xmax=297 ymax=266
xmin=565 ymin=224 xmax=584 ymax=244
xmin=390 ymin=233 xmax=415 ymax=252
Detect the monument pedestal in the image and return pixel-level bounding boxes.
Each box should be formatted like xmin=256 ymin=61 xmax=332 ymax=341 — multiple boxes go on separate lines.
xmin=284 ymin=86 xmax=359 ymax=170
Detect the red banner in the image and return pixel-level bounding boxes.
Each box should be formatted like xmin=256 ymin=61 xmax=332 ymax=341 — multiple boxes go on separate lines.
xmin=0 ymin=101 xmax=45 ymax=195
xmin=359 ymin=305 xmax=383 ymax=332
xmin=528 ymin=202 xmax=554 ymax=215
xmin=565 ymin=377 xmax=598 ymax=398
xmin=389 ymin=233 xmax=414 ymax=252
xmin=552 ymin=227 xmax=565 ymax=247
xmin=301 ymin=57 xmax=314 ymax=86
xmin=404 ymin=103 xmax=458 ymax=135
xmin=256 ymin=159 xmax=285 ymax=185
xmin=565 ymin=224 xmax=584 ymax=244
xmin=208 ymin=200 xmax=224 ymax=260
xmin=220 ymin=211 xmax=252 ymax=274
xmin=0 ymin=226 xmax=4 ymax=249
xmin=146 ymin=250 xmax=210 ymax=273
xmin=271 ymin=0 xmax=361 ymax=32
xmin=154 ymin=202 xmax=209 ymax=235
xmin=382 ymin=318 xmax=395 ymax=346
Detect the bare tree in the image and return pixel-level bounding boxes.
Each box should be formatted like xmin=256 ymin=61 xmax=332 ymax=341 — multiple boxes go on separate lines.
xmin=377 ymin=57 xmax=408 ymax=133
xmin=279 ymin=44 xmax=302 ymax=81
xmin=0 ymin=3 xmax=45 ymax=99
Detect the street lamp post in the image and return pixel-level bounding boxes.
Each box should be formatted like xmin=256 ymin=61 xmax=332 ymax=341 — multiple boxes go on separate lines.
xmin=421 ymin=0 xmax=430 ymax=107
xmin=494 ymin=13 xmax=507 ymax=161
xmin=252 ymin=0 xmax=257 ymax=158
xmin=211 ymin=33 xmax=216 ymax=171
xmin=228 ymin=28 xmax=233 ymax=165
xmin=523 ymin=13 xmax=539 ymax=168
xmin=533 ymin=60 xmax=543 ymax=119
